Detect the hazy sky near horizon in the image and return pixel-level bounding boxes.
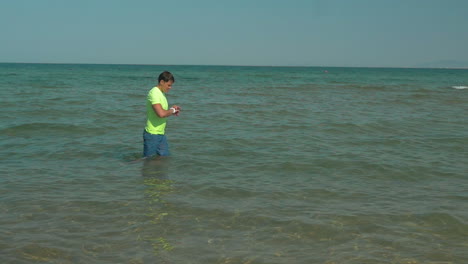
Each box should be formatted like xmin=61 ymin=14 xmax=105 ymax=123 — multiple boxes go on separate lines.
xmin=1 ymin=0 xmax=467 ymax=67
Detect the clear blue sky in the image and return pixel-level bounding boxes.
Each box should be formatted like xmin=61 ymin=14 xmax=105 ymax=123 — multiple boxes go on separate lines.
xmin=1 ymin=0 xmax=468 ymax=67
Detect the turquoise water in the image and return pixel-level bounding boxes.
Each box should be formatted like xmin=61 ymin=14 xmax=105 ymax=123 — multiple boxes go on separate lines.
xmin=1 ymin=63 xmax=467 ymax=263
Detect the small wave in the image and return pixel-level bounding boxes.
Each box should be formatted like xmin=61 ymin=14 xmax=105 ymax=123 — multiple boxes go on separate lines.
xmin=0 ymin=122 xmax=103 ymax=137
xmin=451 ymin=86 xmax=468 ymax=89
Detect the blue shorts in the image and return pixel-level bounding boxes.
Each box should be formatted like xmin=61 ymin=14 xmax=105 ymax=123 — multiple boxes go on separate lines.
xmin=143 ymin=130 xmax=170 ymax=157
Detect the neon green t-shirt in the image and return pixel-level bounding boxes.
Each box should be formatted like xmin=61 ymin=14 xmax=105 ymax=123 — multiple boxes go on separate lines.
xmin=145 ymin=87 xmax=168 ymax=135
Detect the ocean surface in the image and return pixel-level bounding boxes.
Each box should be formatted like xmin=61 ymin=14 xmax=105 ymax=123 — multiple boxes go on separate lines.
xmin=1 ymin=63 xmax=467 ymax=264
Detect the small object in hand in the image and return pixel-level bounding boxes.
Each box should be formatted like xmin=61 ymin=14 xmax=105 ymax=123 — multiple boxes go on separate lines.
xmin=170 ymin=107 xmax=180 ymax=116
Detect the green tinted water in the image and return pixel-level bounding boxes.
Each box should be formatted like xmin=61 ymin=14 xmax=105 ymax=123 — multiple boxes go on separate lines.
xmin=1 ymin=63 xmax=467 ymax=263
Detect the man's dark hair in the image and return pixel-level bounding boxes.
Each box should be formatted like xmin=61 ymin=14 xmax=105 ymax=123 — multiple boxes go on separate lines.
xmin=158 ymin=71 xmax=175 ymax=83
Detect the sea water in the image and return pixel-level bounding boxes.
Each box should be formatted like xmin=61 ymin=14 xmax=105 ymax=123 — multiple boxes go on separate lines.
xmin=1 ymin=63 xmax=467 ymax=263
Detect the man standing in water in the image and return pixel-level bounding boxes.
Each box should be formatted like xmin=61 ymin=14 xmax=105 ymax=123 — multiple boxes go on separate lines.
xmin=143 ymin=71 xmax=181 ymax=158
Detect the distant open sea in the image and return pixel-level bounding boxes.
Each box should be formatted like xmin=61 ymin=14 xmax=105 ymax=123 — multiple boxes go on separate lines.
xmin=1 ymin=63 xmax=467 ymax=264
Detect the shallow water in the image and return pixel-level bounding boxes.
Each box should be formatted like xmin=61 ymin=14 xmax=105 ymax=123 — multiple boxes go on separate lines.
xmin=1 ymin=63 xmax=467 ymax=263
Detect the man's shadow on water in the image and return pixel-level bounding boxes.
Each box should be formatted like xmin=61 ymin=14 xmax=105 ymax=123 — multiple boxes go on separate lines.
xmin=140 ymin=156 xmax=175 ymax=208
xmin=139 ymin=157 xmax=177 ymax=256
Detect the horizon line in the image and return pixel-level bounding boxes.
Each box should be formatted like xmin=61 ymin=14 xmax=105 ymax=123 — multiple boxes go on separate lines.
xmin=1 ymin=61 xmax=467 ymax=70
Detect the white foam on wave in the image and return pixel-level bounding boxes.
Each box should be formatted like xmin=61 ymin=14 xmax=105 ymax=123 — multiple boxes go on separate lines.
xmin=452 ymin=86 xmax=468 ymax=89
